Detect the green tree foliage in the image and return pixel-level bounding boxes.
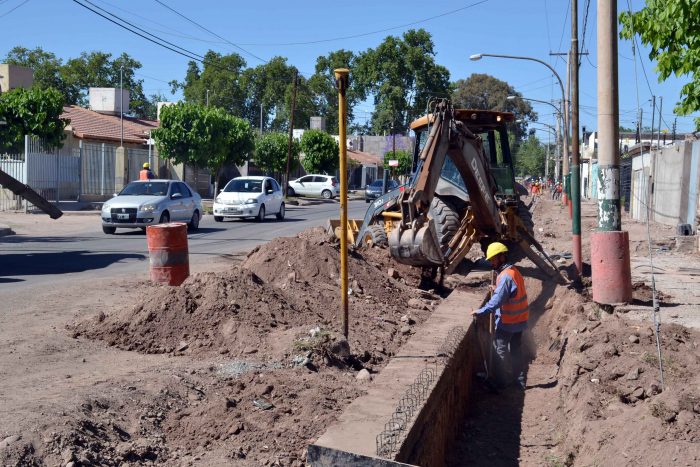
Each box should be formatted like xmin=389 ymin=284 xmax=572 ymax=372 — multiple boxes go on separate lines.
xmin=300 ymin=130 xmax=338 ymax=174
xmin=0 ymin=87 xmax=67 ymax=153
xmin=154 ymin=103 xmax=254 ymax=193
xmin=307 ymin=50 xmax=358 ymax=134
xmin=513 ymin=134 xmax=546 ymax=177
xmin=620 ymin=1 xmax=700 ymax=129
xmin=451 ymin=73 xmax=537 ymax=143
xmin=353 ymin=29 xmax=450 ymax=133
xmin=254 ymin=132 xmax=298 ymax=175
xmin=383 ymin=149 xmax=412 ymax=176
xmin=3 ymin=47 xmax=150 ymax=118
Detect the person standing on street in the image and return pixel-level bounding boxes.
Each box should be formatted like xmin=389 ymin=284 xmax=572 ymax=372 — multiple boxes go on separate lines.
xmin=140 ymin=162 xmax=155 ymax=180
xmin=471 ymin=242 xmax=530 ymax=389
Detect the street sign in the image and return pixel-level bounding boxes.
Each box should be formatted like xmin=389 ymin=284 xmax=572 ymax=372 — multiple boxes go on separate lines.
xmin=388 ymin=159 xmax=399 ymax=167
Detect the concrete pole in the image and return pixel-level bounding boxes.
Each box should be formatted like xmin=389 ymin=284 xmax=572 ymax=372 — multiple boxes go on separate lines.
xmin=555 ymin=112 xmax=562 ymax=180
xmin=591 ymin=0 xmax=632 ymax=303
xmin=334 ymin=68 xmax=350 ymax=339
xmin=562 ymin=51 xmax=571 ymax=206
xmin=571 ymin=0 xmax=582 ymax=275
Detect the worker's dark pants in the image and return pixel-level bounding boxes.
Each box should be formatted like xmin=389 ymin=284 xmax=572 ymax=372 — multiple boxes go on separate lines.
xmin=493 ymin=328 xmax=524 ymax=387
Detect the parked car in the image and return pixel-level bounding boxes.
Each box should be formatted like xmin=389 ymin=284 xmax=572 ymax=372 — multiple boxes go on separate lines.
xmin=364 ymin=179 xmax=400 ymax=202
xmin=287 ymin=174 xmax=339 ymax=199
xmin=213 ymin=176 xmax=284 ymax=222
xmin=101 ymin=179 xmax=202 ymax=234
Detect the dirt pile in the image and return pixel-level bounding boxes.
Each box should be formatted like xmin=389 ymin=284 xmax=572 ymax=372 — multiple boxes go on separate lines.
xmin=533 ymin=286 xmax=700 ymax=466
xmin=74 ymin=227 xmax=437 ymax=362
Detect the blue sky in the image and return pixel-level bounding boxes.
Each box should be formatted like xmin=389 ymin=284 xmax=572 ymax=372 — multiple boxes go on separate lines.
xmin=1 ymin=0 xmax=697 ymax=135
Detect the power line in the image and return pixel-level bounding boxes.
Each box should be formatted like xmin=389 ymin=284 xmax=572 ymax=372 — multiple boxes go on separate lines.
xmin=153 ymin=0 xmax=267 ymax=63
xmin=556 ymin=0 xmax=570 ymax=55
xmin=230 ymin=0 xmax=490 ymax=47
xmin=0 ymin=0 xmax=29 ymax=18
xmin=579 ymin=0 xmax=591 ymax=65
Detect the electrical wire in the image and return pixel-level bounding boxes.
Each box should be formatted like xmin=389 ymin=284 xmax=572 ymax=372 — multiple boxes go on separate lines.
xmin=153 ymin=0 xmax=267 ymax=63
xmin=0 ymin=0 xmax=29 ymax=18
xmin=579 ymin=0 xmax=591 ymax=65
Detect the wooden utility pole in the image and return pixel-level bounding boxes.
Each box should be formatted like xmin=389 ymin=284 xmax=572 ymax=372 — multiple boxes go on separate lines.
xmin=284 ymin=70 xmax=298 ymax=198
xmin=571 ymin=0 xmax=582 ymax=275
xmin=334 ymin=68 xmax=350 ymax=339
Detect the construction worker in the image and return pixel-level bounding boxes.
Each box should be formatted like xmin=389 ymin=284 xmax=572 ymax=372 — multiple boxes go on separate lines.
xmin=140 ymin=162 xmax=155 ymax=180
xmin=471 ymin=242 xmax=529 ymax=389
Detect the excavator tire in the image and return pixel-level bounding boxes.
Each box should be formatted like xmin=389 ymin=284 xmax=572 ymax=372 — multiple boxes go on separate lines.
xmin=363 ymin=223 xmax=388 ymax=248
xmin=429 ymin=197 xmax=460 ymax=255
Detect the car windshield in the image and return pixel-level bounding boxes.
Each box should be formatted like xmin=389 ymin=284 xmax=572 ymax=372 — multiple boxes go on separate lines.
xmin=369 ymin=180 xmax=384 ymax=188
xmin=369 ymin=180 xmax=397 ymax=188
xmin=119 ymin=181 xmax=169 ymax=196
xmin=224 ymin=179 xmax=262 ymax=193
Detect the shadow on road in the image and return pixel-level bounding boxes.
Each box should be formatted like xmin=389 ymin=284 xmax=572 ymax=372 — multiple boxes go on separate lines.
xmin=0 ymin=236 xmax=97 ymax=244
xmin=0 ymin=250 xmax=145 ymax=277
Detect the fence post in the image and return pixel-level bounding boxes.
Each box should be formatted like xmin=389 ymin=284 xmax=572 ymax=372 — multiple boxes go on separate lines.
xmin=78 ymin=140 xmax=83 ymax=202
xmin=23 ymin=135 xmax=29 ymax=213
xmin=101 ymin=143 xmax=105 ymax=196
xmin=56 ymin=146 xmax=60 ymax=204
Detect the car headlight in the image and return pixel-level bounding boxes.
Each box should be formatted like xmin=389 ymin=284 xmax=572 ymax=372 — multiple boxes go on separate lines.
xmin=141 ymin=203 xmax=158 ymax=213
xmin=245 ymin=198 xmax=258 ymax=204
xmin=101 ymin=204 xmax=111 ymax=212
xmin=215 ymin=196 xmax=222 ymax=204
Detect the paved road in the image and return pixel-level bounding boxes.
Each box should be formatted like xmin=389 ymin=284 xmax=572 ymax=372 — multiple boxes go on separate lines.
xmin=0 ymin=200 xmax=370 ymax=287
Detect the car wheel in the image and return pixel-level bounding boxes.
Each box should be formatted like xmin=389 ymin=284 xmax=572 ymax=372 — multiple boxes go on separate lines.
xmin=322 ymin=189 xmax=332 ymax=199
xmin=214 ymin=215 xmax=223 ymax=222
xmin=256 ymin=204 xmax=266 ymax=222
xmin=102 ymin=226 xmax=116 ymax=235
xmin=286 ymin=186 xmax=296 ymax=196
xmin=159 ymin=211 xmax=170 ymax=224
xmin=276 ymin=203 xmax=285 ymax=220
xmin=188 ymin=210 xmax=200 ymax=231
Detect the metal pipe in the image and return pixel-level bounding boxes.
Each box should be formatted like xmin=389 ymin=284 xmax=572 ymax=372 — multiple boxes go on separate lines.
xmin=335 ymin=68 xmax=350 ymax=339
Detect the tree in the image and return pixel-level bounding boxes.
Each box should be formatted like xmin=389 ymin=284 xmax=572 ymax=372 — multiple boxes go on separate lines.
xmin=307 ymin=49 xmax=358 ymax=134
xmin=3 ymin=46 xmax=67 ymax=97
xmin=513 ymin=134 xmax=546 ymax=177
xmin=0 ymin=87 xmax=67 ymax=153
xmin=620 ymin=1 xmax=700 ymax=130
xmin=153 ymin=103 xmax=254 ymax=194
xmin=383 ymin=149 xmax=412 ymax=177
xmin=451 ymin=73 xmax=537 ymax=143
xmin=300 ymin=130 xmax=338 ymax=174
xmin=254 ymin=132 xmax=299 ymax=175
xmin=353 ymin=29 xmax=450 ymax=133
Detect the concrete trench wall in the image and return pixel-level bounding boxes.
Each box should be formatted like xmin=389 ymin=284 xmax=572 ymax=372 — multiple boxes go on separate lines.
xmin=308 ymin=289 xmax=485 ymax=467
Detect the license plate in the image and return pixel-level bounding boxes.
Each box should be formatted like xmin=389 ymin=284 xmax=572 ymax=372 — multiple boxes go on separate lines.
xmin=117 ymin=213 xmax=130 ymax=220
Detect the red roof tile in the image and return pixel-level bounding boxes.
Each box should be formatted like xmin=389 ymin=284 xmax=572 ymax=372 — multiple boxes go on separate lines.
xmin=347 ymin=149 xmax=382 ymax=165
xmin=61 ymin=105 xmax=159 ymax=145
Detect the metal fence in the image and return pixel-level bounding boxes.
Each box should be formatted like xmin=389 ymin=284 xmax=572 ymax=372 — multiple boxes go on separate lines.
xmin=0 ymin=137 xmax=159 ymax=212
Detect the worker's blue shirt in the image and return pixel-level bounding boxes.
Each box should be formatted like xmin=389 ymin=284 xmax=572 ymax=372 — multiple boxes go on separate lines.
xmin=475 ymin=263 xmax=527 ymax=333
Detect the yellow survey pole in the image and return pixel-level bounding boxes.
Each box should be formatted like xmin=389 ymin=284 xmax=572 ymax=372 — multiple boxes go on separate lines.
xmin=334 ymin=68 xmax=350 ymax=339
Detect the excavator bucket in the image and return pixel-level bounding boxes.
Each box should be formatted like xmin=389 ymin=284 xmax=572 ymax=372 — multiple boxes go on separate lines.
xmin=388 ymin=220 xmax=444 ymax=267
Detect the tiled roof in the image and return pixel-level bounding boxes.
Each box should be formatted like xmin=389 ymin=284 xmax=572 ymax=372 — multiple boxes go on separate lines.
xmin=61 ymin=105 xmax=159 ymax=145
xmin=348 ymin=149 xmax=382 ymax=165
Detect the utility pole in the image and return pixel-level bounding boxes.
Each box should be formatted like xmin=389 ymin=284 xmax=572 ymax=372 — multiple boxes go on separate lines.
xmin=657 ymin=96 xmax=663 ymax=148
xmin=571 ymin=0 xmax=582 ymax=275
xmin=555 ymin=112 xmax=562 ymax=180
xmin=206 ymin=89 xmax=209 ymax=107
xmin=259 ymin=103 xmax=263 ymax=134
xmin=284 ymin=70 xmax=298 ymax=198
xmin=650 ymin=96 xmax=656 ymax=149
xmin=591 ymin=0 xmax=632 ymax=304
xmin=334 ymin=68 xmax=350 ymax=339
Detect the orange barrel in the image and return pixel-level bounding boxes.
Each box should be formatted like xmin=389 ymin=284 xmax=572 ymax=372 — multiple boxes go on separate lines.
xmin=146 ymin=222 xmax=190 ymax=286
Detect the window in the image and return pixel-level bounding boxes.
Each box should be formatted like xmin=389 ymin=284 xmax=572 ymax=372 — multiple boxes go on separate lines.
xmin=119 ymin=181 xmax=169 ymax=196
xmin=298 ymin=176 xmax=314 ymax=183
xmin=224 ymin=179 xmax=263 ymax=193
xmin=264 ymin=179 xmax=272 ymax=193
xmin=170 ymin=183 xmax=182 ymax=197
xmin=178 ymin=183 xmax=192 ymax=198
xmin=313 ymin=176 xmax=327 ymax=183
xmin=270 ymin=179 xmax=280 ymax=192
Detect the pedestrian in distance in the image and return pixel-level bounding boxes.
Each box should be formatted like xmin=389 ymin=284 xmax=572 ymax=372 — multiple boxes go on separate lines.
xmin=471 ymin=242 xmax=530 ymax=390
xmin=140 ymin=162 xmax=155 ymax=180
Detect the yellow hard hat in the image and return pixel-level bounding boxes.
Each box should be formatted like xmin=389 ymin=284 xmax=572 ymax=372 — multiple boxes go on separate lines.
xmin=486 ymin=242 xmax=508 ymax=260
xmin=143 ymin=162 xmax=150 ymax=168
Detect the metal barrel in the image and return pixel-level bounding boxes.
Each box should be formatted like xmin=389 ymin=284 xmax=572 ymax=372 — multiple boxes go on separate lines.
xmin=146 ymin=222 xmax=190 ymax=286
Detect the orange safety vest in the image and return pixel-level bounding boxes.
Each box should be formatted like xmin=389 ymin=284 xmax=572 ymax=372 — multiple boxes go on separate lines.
xmin=139 ymin=169 xmax=151 ymax=180
xmin=497 ymin=266 xmax=529 ymax=324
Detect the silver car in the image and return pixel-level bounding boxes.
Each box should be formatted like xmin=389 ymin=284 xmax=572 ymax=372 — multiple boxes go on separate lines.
xmin=101 ymin=180 xmax=203 ymax=234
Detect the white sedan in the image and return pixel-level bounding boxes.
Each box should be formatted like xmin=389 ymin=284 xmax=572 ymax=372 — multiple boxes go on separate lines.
xmin=213 ymin=176 xmax=285 ymax=222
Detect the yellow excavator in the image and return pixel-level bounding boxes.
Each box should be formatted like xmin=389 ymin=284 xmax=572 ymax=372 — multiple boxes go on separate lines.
xmin=334 ymin=99 xmax=563 ymax=280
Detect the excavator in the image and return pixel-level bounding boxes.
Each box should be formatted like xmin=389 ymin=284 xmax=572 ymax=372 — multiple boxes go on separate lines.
xmin=338 ymin=99 xmax=563 ymax=281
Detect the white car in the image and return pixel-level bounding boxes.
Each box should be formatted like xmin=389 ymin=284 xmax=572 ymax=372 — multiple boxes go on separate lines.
xmin=213 ymin=176 xmax=285 ymax=222
xmin=288 ymin=174 xmax=339 ymax=199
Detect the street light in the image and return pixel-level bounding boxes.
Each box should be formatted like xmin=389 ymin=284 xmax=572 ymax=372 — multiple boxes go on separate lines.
xmin=470 ymin=52 xmax=569 ymax=183
xmin=507 ymin=95 xmax=561 ymax=116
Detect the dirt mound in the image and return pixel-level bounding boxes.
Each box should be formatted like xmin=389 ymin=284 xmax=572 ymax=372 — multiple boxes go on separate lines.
xmin=74 ymin=228 xmax=436 ymax=362
xmin=536 ymin=286 xmax=700 ymax=465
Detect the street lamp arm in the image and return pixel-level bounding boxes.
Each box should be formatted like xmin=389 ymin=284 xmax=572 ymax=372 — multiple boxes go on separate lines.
xmin=508 ymin=95 xmax=561 ymax=115
xmin=477 ymin=53 xmax=565 ymax=100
